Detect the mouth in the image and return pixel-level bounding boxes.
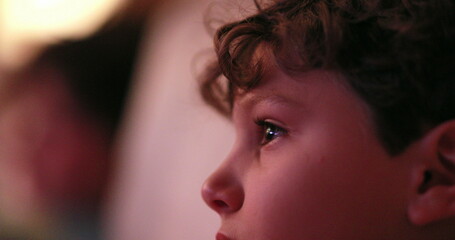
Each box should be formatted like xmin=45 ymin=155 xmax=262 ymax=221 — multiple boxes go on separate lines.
xmin=216 ymin=232 xmax=231 ymax=240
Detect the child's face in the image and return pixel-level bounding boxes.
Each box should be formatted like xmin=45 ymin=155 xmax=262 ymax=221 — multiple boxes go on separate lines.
xmin=202 ymin=68 xmax=417 ymax=240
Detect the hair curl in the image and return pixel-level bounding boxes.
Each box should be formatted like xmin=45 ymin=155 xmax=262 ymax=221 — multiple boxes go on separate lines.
xmin=200 ymin=0 xmax=455 ymax=155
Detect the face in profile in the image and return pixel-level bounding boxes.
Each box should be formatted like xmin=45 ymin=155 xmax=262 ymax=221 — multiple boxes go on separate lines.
xmin=201 ymin=67 xmax=420 ymax=240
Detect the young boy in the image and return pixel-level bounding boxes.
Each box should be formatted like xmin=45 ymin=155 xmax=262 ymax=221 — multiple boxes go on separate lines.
xmin=200 ymin=0 xmax=455 ymax=239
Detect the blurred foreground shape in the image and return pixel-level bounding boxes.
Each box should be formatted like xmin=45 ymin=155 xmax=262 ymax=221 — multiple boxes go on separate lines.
xmin=0 ymin=1 xmax=153 ymax=238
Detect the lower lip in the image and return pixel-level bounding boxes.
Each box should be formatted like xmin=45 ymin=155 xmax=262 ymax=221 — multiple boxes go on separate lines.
xmin=216 ymin=233 xmax=230 ymax=240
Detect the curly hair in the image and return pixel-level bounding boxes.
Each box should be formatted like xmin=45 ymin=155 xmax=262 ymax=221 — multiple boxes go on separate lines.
xmin=200 ymin=0 xmax=455 ymax=155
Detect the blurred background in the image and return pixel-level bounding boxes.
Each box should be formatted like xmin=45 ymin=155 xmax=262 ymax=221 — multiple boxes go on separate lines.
xmin=0 ymin=0 xmax=243 ymax=239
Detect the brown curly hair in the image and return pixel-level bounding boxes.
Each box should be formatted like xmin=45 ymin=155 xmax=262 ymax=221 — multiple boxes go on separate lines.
xmin=200 ymin=0 xmax=455 ymax=155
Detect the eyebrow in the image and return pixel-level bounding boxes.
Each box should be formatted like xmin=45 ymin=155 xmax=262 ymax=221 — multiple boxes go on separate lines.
xmin=236 ymin=91 xmax=302 ymax=110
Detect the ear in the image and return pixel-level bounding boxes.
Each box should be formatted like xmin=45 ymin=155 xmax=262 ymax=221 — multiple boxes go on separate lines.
xmin=408 ymin=120 xmax=455 ymax=226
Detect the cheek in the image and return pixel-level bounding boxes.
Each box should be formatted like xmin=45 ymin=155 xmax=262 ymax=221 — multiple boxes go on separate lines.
xmin=242 ymin=160 xmax=337 ymax=240
xmin=241 ymin=138 xmax=411 ymax=239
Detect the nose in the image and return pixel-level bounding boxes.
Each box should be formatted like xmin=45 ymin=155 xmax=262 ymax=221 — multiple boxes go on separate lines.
xmin=201 ymin=166 xmax=244 ymax=215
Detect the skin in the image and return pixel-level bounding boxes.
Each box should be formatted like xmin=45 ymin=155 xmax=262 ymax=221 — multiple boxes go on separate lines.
xmin=201 ymin=67 xmax=424 ymax=240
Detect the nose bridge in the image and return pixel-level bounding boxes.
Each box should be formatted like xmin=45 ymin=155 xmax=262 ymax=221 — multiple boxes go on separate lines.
xmin=201 ymin=146 xmax=246 ymax=215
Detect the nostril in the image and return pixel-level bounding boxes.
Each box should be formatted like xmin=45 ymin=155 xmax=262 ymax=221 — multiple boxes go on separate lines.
xmin=214 ymin=200 xmax=229 ymax=209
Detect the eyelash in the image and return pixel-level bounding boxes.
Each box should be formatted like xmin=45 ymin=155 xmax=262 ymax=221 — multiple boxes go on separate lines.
xmin=255 ymin=119 xmax=287 ymax=146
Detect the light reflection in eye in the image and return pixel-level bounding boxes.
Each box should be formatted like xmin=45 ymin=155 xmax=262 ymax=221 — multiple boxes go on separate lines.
xmin=256 ymin=120 xmax=287 ymax=145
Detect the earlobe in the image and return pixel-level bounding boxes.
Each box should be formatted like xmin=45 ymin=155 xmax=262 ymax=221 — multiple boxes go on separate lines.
xmin=407 ymin=120 xmax=455 ymax=226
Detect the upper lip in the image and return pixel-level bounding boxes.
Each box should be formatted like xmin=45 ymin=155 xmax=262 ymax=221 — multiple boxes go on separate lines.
xmin=216 ymin=232 xmax=232 ymax=240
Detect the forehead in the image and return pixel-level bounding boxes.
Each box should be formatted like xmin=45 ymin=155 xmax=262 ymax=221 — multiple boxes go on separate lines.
xmin=234 ymin=68 xmax=348 ymax=108
xmin=232 ymin=67 xmax=373 ymax=126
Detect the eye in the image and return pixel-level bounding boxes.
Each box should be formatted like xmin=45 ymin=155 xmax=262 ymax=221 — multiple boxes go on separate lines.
xmin=256 ymin=120 xmax=287 ymax=146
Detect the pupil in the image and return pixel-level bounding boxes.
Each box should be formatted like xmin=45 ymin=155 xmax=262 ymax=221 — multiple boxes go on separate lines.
xmin=266 ymin=127 xmax=276 ymax=140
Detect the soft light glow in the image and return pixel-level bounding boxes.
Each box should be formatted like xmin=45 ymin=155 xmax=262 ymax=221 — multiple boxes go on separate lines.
xmin=0 ymin=0 xmax=124 ymax=71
